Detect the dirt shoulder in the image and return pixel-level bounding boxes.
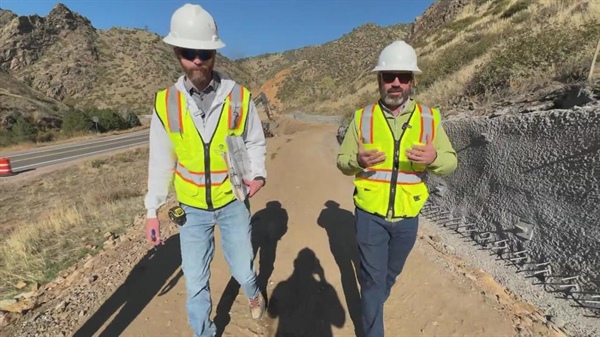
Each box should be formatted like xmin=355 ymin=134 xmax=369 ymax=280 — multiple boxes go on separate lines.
xmin=0 ymin=119 xmax=564 ymax=337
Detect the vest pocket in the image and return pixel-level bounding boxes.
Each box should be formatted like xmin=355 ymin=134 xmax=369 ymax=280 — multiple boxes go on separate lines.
xmin=174 ymin=176 xmax=200 ymax=197
xmin=395 ymin=182 xmax=429 ymax=218
xmin=354 ymin=181 xmax=388 ymax=215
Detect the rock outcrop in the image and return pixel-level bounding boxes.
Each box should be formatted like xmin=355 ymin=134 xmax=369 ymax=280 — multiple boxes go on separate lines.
xmin=0 ymin=3 xmax=99 ymax=101
xmin=409 ymin=0 xmax=472 ymax=41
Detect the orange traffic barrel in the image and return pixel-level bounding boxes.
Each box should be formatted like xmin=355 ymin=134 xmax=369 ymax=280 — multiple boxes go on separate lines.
xmin=0 ymin=157 xmax=13 ymax=176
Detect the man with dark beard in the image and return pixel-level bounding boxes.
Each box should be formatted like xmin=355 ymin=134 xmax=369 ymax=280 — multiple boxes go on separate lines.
xmin=143 ymin=3 xmax=267 ymax=337
xmin=336 ymin=40 xmax=457 ymax=337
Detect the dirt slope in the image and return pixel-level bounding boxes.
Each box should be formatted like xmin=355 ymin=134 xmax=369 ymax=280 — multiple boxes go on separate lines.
xmin=2 ymin=119 xmax=562 ymax=337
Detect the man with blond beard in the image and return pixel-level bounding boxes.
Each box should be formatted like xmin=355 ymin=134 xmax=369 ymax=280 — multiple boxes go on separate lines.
xmin=143 ymin=4 xmax=267 ymax=336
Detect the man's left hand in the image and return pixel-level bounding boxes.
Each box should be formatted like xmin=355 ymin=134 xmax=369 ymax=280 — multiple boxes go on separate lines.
xmin=406 ymin=134 xmax=437 ymax=165
xmin=243 ymin=178 xmax=265 ymax=198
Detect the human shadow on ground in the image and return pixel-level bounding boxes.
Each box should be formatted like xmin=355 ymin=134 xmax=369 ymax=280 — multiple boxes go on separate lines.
xmin=214 ymin=200 xmax=288 ymax=336
xmin=72 ymin=234 xmax=183 ymax=337
xmin=317 ymin=200 xmax=363 ymax=337
xmin=267 ymin=247 xmax=345 ymax=337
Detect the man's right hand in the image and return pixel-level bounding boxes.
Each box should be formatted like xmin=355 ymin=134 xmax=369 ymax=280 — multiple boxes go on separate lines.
xmin=357 ymin=140 xmax=386 ymax=168
xmin=146 ymin=218 xmax=163 ymax=246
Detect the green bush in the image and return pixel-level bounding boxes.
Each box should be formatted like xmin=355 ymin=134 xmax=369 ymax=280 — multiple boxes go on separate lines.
xmin=466 ymin=22 xmax=600 ymax=96
xmin=0 ymin=114 xmax=39 ymax=147
xmin=62 ymin=108 xmax=94 ymax=135
xmin=124 ymin=111 xmax=142 ymax=128
xmin=11 ymin=116 xmax=38 ymax=143
xmin=90 ymin=108 xmax=128 ymax=132
xmin=0 ymin=129 xmax=12 ymax=147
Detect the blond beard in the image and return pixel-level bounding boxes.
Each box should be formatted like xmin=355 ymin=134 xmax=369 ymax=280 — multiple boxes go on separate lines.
xmin=188 ymin=72 xmax=209 ymax=89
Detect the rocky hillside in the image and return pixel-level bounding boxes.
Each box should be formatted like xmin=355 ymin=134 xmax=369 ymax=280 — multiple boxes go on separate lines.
xmin=1 ymin=0 xmax=599 ymax=126
xmin=0 ymin=69 xmax=68 ymax=123
xmin=237 ymin=23 xmax=412 ymax=114
xmin=0 ymin=3 xmax=250 ymax=119
xmin=408 ymin=0 xmax=599 ymax=114
xmin=248 ymin=0 xmax=599 ymax=117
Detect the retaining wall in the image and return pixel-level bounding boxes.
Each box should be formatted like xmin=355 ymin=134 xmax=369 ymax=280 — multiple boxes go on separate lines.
xmin=427 ymin=106 xmax=600 ymax=285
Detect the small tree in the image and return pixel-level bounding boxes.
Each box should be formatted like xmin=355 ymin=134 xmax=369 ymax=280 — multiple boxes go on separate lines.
xmin=124 ymin=111 xmax=141 ymax=128
xmin=62 ymin=109 xmax=93 ymax=135
xmin=91 ymin=108 xmax=128 ymax=132
xmin=11 ymin=116 xmax=38 ymax=143
xmin=0 ymin=128 xmax=13 ymax=147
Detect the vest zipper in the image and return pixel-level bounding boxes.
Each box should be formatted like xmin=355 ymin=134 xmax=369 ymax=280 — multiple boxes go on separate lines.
xmin=387 ymin=140 xmax=399 ymax=218
xmin=386 ymin=108 xmax=416 ymax=219
xmin=200 ymin=102 xmax=228 ymax=211
xmin=204 ymin=143 xmax=213 ymax=210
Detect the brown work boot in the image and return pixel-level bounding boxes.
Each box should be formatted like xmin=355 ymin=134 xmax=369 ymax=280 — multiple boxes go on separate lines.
xmin=249 ymin=293 xmax=265 ymax=320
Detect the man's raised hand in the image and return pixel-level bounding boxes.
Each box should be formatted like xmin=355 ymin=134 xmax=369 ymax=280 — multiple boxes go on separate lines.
xmin=406 ymin=134 xmax=437 ymax=165
xmin=357 ymin=139 xmax=386 ymax=168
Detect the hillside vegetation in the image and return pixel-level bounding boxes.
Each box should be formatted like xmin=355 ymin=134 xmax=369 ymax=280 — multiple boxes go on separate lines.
xmin=0 ymin=4 xmax=250 ymax=148
xmin=236 ymin=23 xmax=412 ymax=114
xmin=0 ymin=0 xmax=599 ymax=147
xmin=410 ymin=0 xmax=600 ymax=112
xmin=242 ymin=0 xmax=600 ymax=117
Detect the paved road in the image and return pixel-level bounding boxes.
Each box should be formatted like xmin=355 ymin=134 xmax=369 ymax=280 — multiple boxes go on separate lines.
xmin=0 ymin=130 xmax=149 ymax=173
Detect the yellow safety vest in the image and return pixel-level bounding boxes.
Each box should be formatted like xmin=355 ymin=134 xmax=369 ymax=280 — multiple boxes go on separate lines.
xmin=154 ymin=83 xmax=251 ymax=210
xmin=353 ymin=102 xmax=442 ymax=219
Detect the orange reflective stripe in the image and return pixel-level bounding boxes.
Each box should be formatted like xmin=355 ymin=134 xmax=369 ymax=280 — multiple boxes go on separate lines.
xmin=176 ymin=162 xmax=228 ymax=187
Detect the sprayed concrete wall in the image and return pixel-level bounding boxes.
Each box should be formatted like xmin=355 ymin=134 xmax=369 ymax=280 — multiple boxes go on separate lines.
xmin=426 ymin=106 xmax=600 ymax=286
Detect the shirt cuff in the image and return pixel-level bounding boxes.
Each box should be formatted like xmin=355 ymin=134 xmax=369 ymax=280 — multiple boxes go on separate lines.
xmin=147 ymin=208 xmax=157 ymax=218
xmin=427 ymin=152 xmax=442 ymax=169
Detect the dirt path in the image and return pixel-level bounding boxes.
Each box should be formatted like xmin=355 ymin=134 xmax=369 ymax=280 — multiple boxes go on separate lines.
xmin=3 ymin=119 xmax=561 ymax=337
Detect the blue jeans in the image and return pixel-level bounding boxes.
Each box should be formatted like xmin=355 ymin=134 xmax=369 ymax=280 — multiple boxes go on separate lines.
xmin=355 ymin=207 xmax=419 ymax=337
xmin=179 ymin=200 xmax=260 ymax=337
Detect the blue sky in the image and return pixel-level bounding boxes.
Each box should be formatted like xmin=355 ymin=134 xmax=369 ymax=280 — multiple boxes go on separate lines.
xmin=1 ymin=0 xmax=435 ymax=59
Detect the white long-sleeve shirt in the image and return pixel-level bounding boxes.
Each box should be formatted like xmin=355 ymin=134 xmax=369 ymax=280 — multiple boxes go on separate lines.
xmin=144 ymin=72 xmax=267 ymax=218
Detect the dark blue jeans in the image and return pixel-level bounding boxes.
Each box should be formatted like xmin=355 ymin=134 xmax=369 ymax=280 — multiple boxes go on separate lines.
xmin=355 ymin=207 xmax=419 ymax=337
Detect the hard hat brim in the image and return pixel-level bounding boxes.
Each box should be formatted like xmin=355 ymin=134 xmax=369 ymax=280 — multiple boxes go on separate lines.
xmin=371 ymin=65 xmax=422 ymax=74
xmin=163 ymin=35 xmax=226 ymax=50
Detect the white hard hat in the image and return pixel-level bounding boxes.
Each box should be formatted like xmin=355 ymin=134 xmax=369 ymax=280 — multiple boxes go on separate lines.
xmin=163 ymin=3 xmax=225 ymax=50
xmin=372 ymin=40 xmax=421 ymax=74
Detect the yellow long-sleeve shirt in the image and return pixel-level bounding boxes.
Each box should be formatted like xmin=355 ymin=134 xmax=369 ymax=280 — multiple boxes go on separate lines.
xmin=336 ymin=99 xmax=458 ymax=219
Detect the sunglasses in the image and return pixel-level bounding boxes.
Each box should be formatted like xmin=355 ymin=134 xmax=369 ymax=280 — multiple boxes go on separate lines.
xmin=178 ymin=48 xmax=214 ymax=61
xmin=381 ymin=72 xmax=413 ymax=83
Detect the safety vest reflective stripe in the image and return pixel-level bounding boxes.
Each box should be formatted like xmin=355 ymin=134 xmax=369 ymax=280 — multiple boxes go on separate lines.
xmin=165 ymin=86 xmax=184 ymax=133
xmin=175 ymin=162 xmax=228 ymax=186
xmin=162 ymin=84 xmax=246 ymax=134
xmin=356 ymin=169 xmax=423 ymax=184
xmin=359 ymin=104 xmax=376 ymax=144
xmin=418 ymin=104 xmax=435 ymax=143
xmin=359 ymin=103 xmax=436 ymax=144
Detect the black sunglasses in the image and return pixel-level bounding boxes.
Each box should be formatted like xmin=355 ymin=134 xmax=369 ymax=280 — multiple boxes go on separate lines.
xmin=381 ymin=72 xmax=413 ymax=83
xmin=178 ymin=48 xmax=214 ymax=61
